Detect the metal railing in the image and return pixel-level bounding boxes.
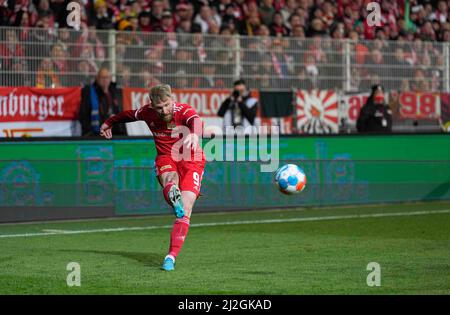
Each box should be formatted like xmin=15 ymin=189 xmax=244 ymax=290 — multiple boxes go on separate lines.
xmin=0 ymin=27 xmax=449 ymax=92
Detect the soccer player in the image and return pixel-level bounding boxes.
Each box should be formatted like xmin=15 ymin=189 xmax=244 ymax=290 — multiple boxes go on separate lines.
xmin=99 ymin=84 xmax=205 ymax=271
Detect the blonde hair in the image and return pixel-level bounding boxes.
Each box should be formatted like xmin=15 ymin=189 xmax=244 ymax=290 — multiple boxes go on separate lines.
xmin=149 ymin=84 xmax=172 ymax=105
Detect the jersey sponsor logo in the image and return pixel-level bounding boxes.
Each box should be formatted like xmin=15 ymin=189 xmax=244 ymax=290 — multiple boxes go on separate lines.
xmin=160 ymin=165 xmax=172 ymax=171
xmin=153 ymin=132 xmax=169 ymax=137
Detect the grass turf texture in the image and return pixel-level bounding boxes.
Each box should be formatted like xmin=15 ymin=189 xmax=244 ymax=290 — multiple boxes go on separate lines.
xmin=0 ymin=201 xmax=450 ymax=294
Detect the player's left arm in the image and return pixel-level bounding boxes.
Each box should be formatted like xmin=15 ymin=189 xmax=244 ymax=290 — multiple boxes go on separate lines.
xmin=182 ymin=107 xmax=203 ymax=150
xmin=100 ymin=107 xmax=144 ymax=139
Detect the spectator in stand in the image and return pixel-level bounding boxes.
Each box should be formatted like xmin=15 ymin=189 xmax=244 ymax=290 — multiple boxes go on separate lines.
xmin=117 ymin=64 xmax=131 ymax=88
xmin=287 ymin=13 xmax=304 ymax=33
xmin=190 ymin=27 xmax=208 ymax=63
xmin=36 ymin=0 xmax=54 ymax=24
xmin=92 ymin=0 xmax=115 ymax=30
xmin=56 ymin=27 xmax=73 ymax=56
xmin=269 ymin=11 xmax=290 ymax=37
xmin=136 ymin=69 xmax=161 ymax=88
xmin=73 ymin=26 xmax=106 ymax=73
xmin=411 ymin=68 xmax=430 ymax=91
xmin=288 ymin=25 xmax=306 ymax=72
xmin=216 ymin=50 xmax=234 ymax=87
xmin=194 ymin=4 xmax=222 ymax=34
xmin=159 ymin=10 xmax=176 ymax=33
xmin=242 ymin=38 xmax=261 ymax=88
xmin=79 ymin=67 xmax=125 ymax=137
xmin=367 ymin=49 xmax=386 ymax=85
xmin=213 ymin=0 xmax=231 ymax=17
xmin=176 ymin=18 xmax=192 ymax=34
xmin=245 ymin=0 xmax=259 ymax=18
xmin=239 ymin=11 xmax=261 ymax=36
xmin=168 ymin=48 xmax=192 ymax=77
xmin=137 ymin=11 xmax=152 ymax=32
xmin=280 ymin=0 xmax=299 ymax=23
xmin=254 ymin=23 xmax=272 ymax=56
xmin=171 ymin=69 xmax=189 ymax=89
xmin=218 ymin=3 xmax=236 ymax=28
xmin=115 ymin=0 xmax=136 ymax=22
xmin=259 ymin=0 xmax=275 ymax=26
xmin=421 ymin=20 xmax=438 ymax=40
xmin=12 ymin=9 xmax=34 ymax=41
xmin=135 ymin=0 xmax=151 ymax=13
xmin=420 ymin=50 xmax=442 ymax=91
xmin=269 ymin=37 xmax=292 ymax=89
xmin=322 ymin=1 xmax=336 ymax=27
xmin=174 ymin=2 xmax=194 ymax=27
xmin=9 ymin=59 xmax=31 ymax=86
xmin=311 ymin=6 xmax=331 ymax=30
xmin=50 ymin=43 xmax=68 ymax=85
xmin=307 ymin=18 xmax=327 ymax=37
xmin=35 ymin=57 xmax=62 ymax=88
xmin=193 ymin=63 xmax=225 ymax=88
xmin=430 ymin=0 xmax=448 ymax=24
xmin=150 ymin=0 xmax=164 ymax=31
xmin=0 ymin=29 xmax=25 ymax=71
xmin=390 ymin=47 xmax=413 ymax=91
xmin=73 ymin=60 xmax=94 ymax=87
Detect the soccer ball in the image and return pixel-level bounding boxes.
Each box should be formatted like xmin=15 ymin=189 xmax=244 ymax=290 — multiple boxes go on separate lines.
xmin=274 ymin=164 xmax=307 ymax=194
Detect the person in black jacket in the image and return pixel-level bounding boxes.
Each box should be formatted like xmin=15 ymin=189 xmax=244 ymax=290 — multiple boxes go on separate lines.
xmin=356 ymin=84 xmax=393 ymax=133
xmin=79 ymin=67 xmax=126 ymax=136
xmin=217 ymin=79 xmax=258 ymax=134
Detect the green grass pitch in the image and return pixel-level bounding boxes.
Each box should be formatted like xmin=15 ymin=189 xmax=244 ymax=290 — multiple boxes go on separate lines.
xmin=1 ymin=201 xmax=450 ymax=294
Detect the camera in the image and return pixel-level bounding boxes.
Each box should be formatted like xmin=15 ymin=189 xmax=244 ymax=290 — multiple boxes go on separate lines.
xmin=232 ymin=90 xmax=240 ymax=98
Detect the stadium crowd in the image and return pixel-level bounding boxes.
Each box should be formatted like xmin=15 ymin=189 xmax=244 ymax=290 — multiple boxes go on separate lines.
xmin=0 ymin=0 xmax=449 ymax=91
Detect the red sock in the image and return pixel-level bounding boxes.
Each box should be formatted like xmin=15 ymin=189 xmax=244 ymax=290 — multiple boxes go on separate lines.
xmin=162 ymin=182 xmax=175 ymax=206
xmin=168 ymin=216 xmax=190 ymax=258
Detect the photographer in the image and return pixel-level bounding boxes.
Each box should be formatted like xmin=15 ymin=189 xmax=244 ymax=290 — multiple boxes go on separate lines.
xmin=217 ymin=79 xmax=258 ymax=134
xmin=356 ymin=84 xmax=393 ymax=133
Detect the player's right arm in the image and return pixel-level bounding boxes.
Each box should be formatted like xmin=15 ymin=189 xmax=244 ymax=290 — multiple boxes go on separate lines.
xmin=100 ymin=107 xmax=146 ymax=139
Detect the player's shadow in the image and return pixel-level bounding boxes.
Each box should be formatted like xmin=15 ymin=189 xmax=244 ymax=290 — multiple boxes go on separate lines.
xmin=59 ymin=249 xmax=162 ymax=268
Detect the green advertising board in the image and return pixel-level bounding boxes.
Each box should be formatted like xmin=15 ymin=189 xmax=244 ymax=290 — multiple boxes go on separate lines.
xmin=0 ymin=135 xmax=449 ymax=220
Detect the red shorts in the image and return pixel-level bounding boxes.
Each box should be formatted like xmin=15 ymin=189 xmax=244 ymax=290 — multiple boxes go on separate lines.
xmin=155 ymin=155 xmax=205 ymax=196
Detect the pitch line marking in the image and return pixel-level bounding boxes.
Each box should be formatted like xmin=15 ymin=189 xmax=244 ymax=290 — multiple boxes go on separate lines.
xmin=1 ymin=209 xmax=450 ymax=239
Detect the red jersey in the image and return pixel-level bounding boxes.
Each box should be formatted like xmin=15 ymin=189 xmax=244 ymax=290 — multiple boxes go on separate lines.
xmin=105 ymin=102 xmax=205 ymax=159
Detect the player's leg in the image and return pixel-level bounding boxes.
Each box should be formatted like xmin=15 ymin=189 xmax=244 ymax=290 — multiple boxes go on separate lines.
xmin=155 ymin=156 xmax=185 ymax=218
xmin=162 ymin=162 xmax=205 ymax=271
xmin=180 ymin=191 xmax=197 ymax=218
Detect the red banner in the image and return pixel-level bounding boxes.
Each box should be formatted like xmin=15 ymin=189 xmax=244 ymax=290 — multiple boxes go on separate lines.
xmin=0 ymin=87 xmax=81 ymax=122
xmin=123 ymin=88 xmax=260 ymax=117
xmin=398 ymin=91 xmax=441 ymax=119
xmin=123 ymin=88 xmax=230 ymax=117
xmin=296 ymin=90 xmax=339 ymax=134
